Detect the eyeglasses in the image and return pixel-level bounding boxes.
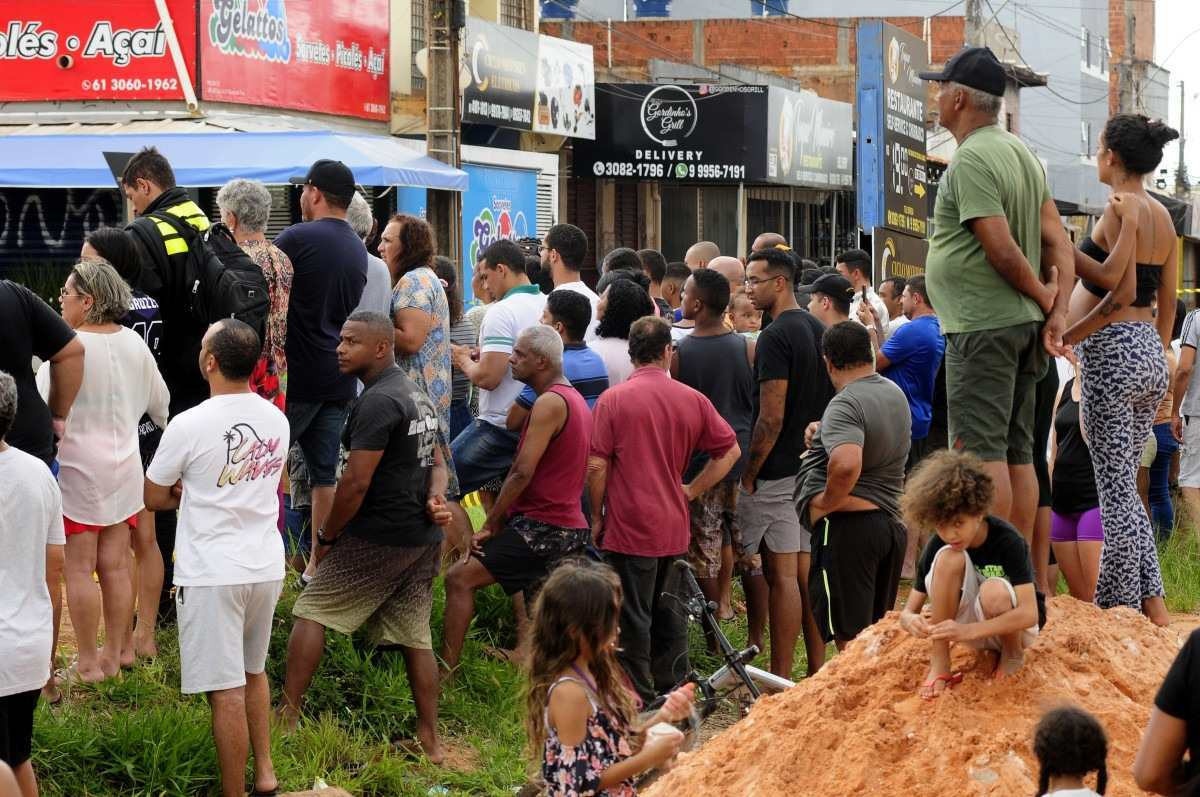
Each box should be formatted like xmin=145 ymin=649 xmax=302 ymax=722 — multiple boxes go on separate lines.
xmin=59 ymin=288 xmax=82 ymax=299
xmin=744 ymin=274 xmax=783 ymax=288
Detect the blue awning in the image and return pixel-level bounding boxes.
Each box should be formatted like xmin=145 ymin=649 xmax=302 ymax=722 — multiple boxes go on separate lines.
xmin=0 ymin=130 xmax=467 ymax=190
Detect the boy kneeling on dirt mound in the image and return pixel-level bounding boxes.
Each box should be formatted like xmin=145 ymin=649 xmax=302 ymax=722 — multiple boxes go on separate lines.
xmin=898 ymin=450 xmax=1046 ymax=699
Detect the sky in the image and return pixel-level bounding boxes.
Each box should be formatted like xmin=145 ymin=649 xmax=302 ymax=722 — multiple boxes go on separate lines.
xmin=1156 ymin=0 xmax=1200 ymax=187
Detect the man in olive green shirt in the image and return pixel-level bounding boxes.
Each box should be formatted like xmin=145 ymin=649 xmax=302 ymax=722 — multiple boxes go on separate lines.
xmin=920 ymin=47 xmax=1074 ymax=539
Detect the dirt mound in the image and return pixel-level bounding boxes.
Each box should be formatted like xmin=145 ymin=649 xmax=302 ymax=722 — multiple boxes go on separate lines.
xmin=647 ymin=597 xmax=1186 ymax=797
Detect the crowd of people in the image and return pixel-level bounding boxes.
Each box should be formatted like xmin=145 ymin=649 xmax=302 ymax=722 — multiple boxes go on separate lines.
xmin=3 ymin=45 xmax=1200 ymax=797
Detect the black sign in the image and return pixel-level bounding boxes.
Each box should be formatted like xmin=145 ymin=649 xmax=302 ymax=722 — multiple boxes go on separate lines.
xmin=462 ymin=19 xmax=537 ymax=129
xmin=873 ymin=227 xmax=929 ymax=280
xmin=882 ymin=25 xmax=929 ymax=237
xmin=766 ymin=87 xmax=853 ymax=188
xmin=574 ymin=84 xmax=762 ymax=182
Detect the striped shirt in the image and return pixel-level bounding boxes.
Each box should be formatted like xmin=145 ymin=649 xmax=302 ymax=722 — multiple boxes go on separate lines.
xmin=515 ymin=343 xmax=609 ymax=410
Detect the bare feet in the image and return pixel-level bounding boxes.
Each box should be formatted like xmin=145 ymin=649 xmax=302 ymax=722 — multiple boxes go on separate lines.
xmin=1143 ymin=596 xmax=1170 ymax=628
xmin=484 ymin=646 xmax=526 ymax=667
xmin=993 ymin=650 xmax=1024 ymax=680
xmin=274 ymin=704 xmax=300 ymax=735
xmin=132 ymin=631 xmax=158 ymax=659
xmin=394 ymin=731 xmax=445 ymax=766
xmin=60 ymin=663 xmax=106 ymax=686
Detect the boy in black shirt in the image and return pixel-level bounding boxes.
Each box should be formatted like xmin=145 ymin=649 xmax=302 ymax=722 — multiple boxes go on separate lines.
xmin=900 ymin=450 xmax=1044 ymax=700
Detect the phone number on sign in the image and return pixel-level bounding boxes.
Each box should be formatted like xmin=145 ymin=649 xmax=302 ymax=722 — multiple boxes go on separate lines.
xmin=82 ymin=78 xmax=180 ymax=92
xmin=591 ymin=161 xmax=747 ymax=180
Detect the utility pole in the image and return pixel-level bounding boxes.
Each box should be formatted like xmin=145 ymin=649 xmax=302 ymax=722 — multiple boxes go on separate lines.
xmin=426 ymin=0 xmax=465 ymax=268
xmin=1177 ymin=80 xmax=1190 ymax=198
xmin=1119 ymin=0 xmax=1135 ymax=114
xmin=964 ymin=0 xmax=984 ymax=47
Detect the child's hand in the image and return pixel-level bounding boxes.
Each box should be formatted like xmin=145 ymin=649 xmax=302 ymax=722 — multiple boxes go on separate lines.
xmin=641 ymin=726 xmax=685 ymax=767
xmin=928 ymin=619 xmax=972 ymax=642
xmin=659 ymin=683 xmax=695 ymax=723
xmin=900 ymin=611 xmax=930 ymax=638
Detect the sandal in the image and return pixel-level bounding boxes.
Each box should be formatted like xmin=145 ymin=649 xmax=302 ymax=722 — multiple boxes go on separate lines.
xmin=248 ymin=786 xmax=278 ymax=796
xmin=919 ymin=671 xmax=963 ymax=701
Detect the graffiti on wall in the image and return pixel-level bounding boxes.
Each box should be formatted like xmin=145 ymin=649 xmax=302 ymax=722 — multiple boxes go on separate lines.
xmin=0 ymin=188 xmax=123 ymax=267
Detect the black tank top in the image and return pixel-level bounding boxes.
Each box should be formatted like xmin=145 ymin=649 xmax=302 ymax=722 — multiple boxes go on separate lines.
xmin=676 ymin=331 xmax=754 ymax=482
xmin=1078 ymin=236 xmax=1161 ymax=308
xmin=1051 ymin=378 xmax=1100 ymax=515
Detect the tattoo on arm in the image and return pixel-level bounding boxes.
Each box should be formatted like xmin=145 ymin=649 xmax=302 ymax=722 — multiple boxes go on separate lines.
xmin=1098 ymin=296 xmax=1122 ymax=318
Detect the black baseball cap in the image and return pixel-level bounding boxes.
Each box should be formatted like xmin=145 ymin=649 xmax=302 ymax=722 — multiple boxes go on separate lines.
xmin=919 ymin=46 xmax=1006 ymax=98
xmin=289 ymin=159 xmax=356 ymax=200
xmin=804 ymin=273 xmax=855 ymax=309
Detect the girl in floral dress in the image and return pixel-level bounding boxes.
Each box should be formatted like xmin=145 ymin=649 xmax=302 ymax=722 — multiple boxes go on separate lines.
xmin=526 ymin=560 xmax=694 ymax=796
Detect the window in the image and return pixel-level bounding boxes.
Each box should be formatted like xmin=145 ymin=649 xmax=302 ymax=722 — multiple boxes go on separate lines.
xmin=1081 ymin=121 xmax=1093 ymax=157
xmin=500 ymin=0 xmax=528 ymax=29
xmin=412 ymin=0 xmax=426 ymax=92
xmin=1081 ymin=27 xmax=1091 ymax=69
xmin=1100 ymin=37 xmax=1109 ymax=74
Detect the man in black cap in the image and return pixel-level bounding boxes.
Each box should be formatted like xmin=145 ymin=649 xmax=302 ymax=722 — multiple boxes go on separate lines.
xmin=276 ymin=159 xmax=368 ymax=583
xmin=805 ymin=273 xmax=854 ymax=330
xmin=918 ymin=48 xmax=1074 ymax=545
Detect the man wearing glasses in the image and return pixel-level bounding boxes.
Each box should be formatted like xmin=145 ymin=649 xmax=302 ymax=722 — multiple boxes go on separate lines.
xmin=738 ymin=247 xmax=833 ymax=678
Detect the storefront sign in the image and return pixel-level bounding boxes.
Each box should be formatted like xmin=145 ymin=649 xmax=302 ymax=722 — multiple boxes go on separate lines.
xmin=462 ymin=19 xmax=595 ymax=139
xmin=857 ymin=22 xmax=929 ymax=237
xmin=199 ymin=0 xmax=388 ymax=121
xmin=460 ymin=163 xmax=538 ymax=304
xmin=575 ymin=84 xmax=761 ymax=182
xmin=766 ymin=87 xmax=852 ymax=188
xmin=534 ymin=34 xmax=595 ymax=138
xmin=873 ymin=227 xmax=929 ymax=280
xmin=0 ymin=1 xmax=196 ymax=101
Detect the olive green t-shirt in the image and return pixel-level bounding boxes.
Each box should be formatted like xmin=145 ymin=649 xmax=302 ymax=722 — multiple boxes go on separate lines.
xmin=925 ymin=124 xmax=1051 ymax=334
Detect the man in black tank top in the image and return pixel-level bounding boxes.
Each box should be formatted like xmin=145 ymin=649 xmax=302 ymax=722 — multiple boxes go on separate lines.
xmin=671 ymin=269 xmax=755 ymax=626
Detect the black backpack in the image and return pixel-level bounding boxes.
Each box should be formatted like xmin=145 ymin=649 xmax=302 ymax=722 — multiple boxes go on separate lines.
xmin=153 ymin=213 xmax=270 ymax=339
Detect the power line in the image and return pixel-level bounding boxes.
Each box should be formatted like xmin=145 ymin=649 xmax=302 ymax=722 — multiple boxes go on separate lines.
xmin=985 ymin=0 xmax=1110 ymax=105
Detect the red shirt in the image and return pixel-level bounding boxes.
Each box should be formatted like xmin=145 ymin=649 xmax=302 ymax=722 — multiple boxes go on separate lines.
xmin=510 ymin=384 xmax=591 ymax=528
xmin=591 ymin=366 xmax=737 ymax=557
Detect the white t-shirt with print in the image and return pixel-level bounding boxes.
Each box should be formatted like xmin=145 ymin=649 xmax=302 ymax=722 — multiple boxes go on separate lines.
xmin=851 ymin=286 xmax=891 ymax=329
xmin=0 ymin=446 xmax=64 ymax=697
xmin=147 ymin=392 xmax=289 ymax=587
xmin=477 ymin=285 xmax=547 ymax=426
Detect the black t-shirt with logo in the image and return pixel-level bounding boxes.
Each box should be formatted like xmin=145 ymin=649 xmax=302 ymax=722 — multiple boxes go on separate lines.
xmin=341 ymin=365 xmax=442 ymax=547
xmin=0 ymin=281 xmax=76 ymax=466
xmin=753 ymin=308 xmax=833 ymax=481
xmin=914 ymin=515 xmax=1047 ymax=627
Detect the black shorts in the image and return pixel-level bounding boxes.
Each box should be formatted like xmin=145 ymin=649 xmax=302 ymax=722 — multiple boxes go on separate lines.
xmin=809 ymin=510 xmax=906 ymax=643
xmin=474 ymin=516 xmax=589 ymax=597
xmin=1032 ymin=364 xmax=1059 ymax=508
xmin=0 ymin=689 xmax=40 ymax=767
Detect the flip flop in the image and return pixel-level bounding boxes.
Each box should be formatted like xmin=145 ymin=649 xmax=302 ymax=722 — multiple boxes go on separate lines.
xmin=484 ymin=646 xmax=520 ymax=666
xmin=919 ymin=671 xmax=963 ymax=701
xmin=248 ymin=786 xmax=278 ymax=796
xmin=392 ymin=737 xmax=427 ymax=760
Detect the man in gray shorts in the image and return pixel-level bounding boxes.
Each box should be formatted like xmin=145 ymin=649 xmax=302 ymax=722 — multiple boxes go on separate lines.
xmin=146 ymin=320 xmax=289 ymax=797
xmin=740 ymin=247 xmax=834 ymax=678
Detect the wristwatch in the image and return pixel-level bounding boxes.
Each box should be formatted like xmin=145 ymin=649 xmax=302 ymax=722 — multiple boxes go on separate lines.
xmin=316 ymin=528 xmax=339 ymax=547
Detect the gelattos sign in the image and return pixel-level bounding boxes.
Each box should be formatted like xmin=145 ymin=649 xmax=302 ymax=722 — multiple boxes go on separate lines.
xmin=0 ymin=1 xmax=196 ymax=101
xmin=199 ymin=0 xmax=389 ymax=121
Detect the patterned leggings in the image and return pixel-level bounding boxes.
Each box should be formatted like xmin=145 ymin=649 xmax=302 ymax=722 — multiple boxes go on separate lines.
xmin=1078 ymin=322 xmax=1168 ymax=609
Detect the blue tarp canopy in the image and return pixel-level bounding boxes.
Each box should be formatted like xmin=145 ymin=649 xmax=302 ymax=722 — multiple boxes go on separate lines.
xmin=0 ymin=130 xmax=467 ymax=190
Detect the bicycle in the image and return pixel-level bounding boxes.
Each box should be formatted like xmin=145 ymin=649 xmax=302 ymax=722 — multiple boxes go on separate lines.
xmin=644 ymin=560 xmax=795 ymax=753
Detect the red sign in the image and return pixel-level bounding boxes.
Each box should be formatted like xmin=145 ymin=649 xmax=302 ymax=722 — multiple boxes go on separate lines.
xmin=0 ymin=1 xmax=196 ymax=102
xmin=199 ymin=1 xmax=389 ymax=121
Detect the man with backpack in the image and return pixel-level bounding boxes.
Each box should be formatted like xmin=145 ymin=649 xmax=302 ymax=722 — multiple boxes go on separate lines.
xmin=124 ymin=146 xmax=270 ymax=619
xmin=277 ymin=160 xmax=368 ymax=584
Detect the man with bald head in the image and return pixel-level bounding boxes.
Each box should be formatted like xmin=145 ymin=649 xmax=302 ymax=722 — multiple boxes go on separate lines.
xmin=752 ymin=232 xmax=788 ymax=253
xmin=708 ymin=256 xmax=746 ymax=296
xmin=441 ymin=325 xmax=592 ymax=672
xmin=685 ymin=241 xmax=720 ymax=271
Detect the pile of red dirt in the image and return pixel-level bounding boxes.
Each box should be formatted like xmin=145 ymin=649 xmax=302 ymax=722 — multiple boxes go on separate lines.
xmin=646 ymin=597 xmax=1186 ymax=797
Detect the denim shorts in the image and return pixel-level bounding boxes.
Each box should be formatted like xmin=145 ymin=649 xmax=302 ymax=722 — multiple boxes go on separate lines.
xmin=286 ymin=399 xmax=350 ymax=486
xmin=450 ymin=419 xmax=519 ymax=496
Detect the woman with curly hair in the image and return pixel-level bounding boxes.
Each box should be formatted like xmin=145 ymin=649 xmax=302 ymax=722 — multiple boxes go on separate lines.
xmin=379 ymin=214 xmax=454 ymax=484
xmin=590 ymin=276 xmax=655 ymax=386
xmin=898 ymin=450 xmax=1045 ymax=700
xmin=1062 ymin=115 xmax=1180 ymax=624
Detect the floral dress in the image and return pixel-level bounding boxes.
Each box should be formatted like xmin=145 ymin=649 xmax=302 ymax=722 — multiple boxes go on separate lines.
xmin=391 ymin=266 xmax=456 ymax=489
xmin=241 ymin=239 xmax=293 ymax=410
xmin=542 ymin=677 xmax=636 ymax=797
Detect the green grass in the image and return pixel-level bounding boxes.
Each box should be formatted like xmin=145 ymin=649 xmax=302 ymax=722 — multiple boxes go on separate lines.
xmin=31 ymin=505 xmax=1200 ymax=795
